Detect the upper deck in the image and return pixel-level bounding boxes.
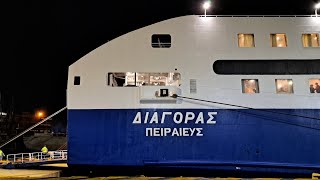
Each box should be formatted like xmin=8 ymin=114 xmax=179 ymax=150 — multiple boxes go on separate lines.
xmin=67 ymin=15 xmax=320 ymax=110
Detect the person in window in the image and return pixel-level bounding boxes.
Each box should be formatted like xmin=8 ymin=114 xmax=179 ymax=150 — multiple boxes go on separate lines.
xmin=252 ymin=88 xmax=257 ymax=93
xmin=310 ymin=84 xmax=315 ymax=93
xmin=309 ymin=84 xmax=316 ymax=93
xmin=315 ymin=83 xmax=320 ymax=93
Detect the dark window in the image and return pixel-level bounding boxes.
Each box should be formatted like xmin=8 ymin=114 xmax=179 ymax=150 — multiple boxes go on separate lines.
xmin=152 ymin=34 xmax=171 ymax=48
xmin=74 ymin=76 xmax=80 ymax=85
xmin=213 ymin=60 xmax=320 ymax=75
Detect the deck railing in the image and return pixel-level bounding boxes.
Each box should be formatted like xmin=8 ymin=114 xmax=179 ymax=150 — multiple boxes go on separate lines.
xmin=6 ymin=150 xmax=67 ymax=164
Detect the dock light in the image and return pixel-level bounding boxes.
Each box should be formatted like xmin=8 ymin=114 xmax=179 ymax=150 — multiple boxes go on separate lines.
xmin=203 ymin=1 xmax=211 ymax=17
xmin=36 ymin=111 xmax=44 ymax=120
xmin=316 ymin=3 xmax=320 ymax=17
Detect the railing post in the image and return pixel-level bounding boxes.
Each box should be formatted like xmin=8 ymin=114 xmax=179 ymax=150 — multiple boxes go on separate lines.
xmin=22 ymin=153 xmax=23 ymax=163
xmin=29 ymin=153 xmax=32 ymax=161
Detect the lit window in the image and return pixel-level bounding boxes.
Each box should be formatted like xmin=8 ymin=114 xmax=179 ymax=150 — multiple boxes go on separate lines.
xmin=241 ymin=79 xmax=259 ymax=93
xmin=275 ymin=79 xmax=293 ymax=94
xmin=309 ymin=79 xmax=320 ymax=93
xmin=302 ymin=34 xmax=320 ymax=47
xmin=152 ymin=34 xmax=171 ymax=48
xmin=74 ymin=76 xmax=80 ymax=85
xmin=107 ymin=73 xmax=127 ymax=87
xmin=270 ymin=34 xmax=287 ymax=47
xmin=238 ymin=34 xmax=255 ymax=47
xmin=108 ymin=72 xmax=181 ymax=87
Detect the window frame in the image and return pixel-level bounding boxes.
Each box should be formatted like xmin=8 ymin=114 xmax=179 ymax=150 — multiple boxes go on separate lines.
xmin=275 ymin=79 xmax=294 ymax=94
xmin=308 ymin=79 xmax=320 ymax=93
xmin=74 ymin=76 xmax=81 ymax=86
xmin=270 ymin=33 xmax=288 ymax=47
xmin=241 ymin=79 xmax=260 ymax=94
xmin=302 ymin=33 xmax=320 ymax=47
xmin=237 ymin=33 xmax=255 ymax=48
xmin=151 ymin=34 xmax=171 ymax=48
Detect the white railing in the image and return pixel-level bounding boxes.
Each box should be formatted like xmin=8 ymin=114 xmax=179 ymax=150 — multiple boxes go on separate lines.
xmin=6 ymin=150 xmax=67 ymax=164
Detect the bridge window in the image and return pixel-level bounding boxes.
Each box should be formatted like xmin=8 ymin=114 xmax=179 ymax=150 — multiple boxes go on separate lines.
xmin=152 ymin=34 xmax=171 ymax=48
xmin=241 ymin=79 xmax=259 ymax=94
xmin=74 ymin=76 xmax=80 ymax=85
xmin=275 ymin=79 xmax=293 ymax=94
xmin=309 ymin=79 xmax=320 ymax=93
xmin=238 ymin=34 xmax=255 ymax=47
xmin=270 ymin=34 xmax=287 ymax=47
xmin=108 ymin=72 xmax=181 ymax=87
xmin=302 ymin=34 xmax=319 ymax=47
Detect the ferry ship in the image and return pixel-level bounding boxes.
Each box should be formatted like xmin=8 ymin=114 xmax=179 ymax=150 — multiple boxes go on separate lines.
xmin=67 ymin=15 xmax=320 ymax=175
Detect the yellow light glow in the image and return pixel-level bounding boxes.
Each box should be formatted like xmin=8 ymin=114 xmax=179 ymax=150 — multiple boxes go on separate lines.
xmin=37 ymin=111 xmax=45 ymax=119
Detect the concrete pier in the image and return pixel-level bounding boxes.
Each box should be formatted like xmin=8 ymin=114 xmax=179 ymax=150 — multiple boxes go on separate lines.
xmin=0 ymin=168 xmax=61 ymax=178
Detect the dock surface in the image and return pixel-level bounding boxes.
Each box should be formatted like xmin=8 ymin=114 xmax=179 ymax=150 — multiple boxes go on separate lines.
xmin=0 ymin=168 xmax=61 ymax=178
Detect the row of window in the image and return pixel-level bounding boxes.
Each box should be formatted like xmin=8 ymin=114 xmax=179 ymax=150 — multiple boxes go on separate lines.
xmin=74 ymin=75 xmax=320 ymax=95
xmin=151 ymin=33 xmax=320 ymax=48
xmin=238 ymin=33 xmax=320 ymax=48
xmin=242 ymin=79 xmax=320 ymax=94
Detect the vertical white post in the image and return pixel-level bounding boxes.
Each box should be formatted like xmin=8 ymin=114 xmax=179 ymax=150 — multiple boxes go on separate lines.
xmin=316 ymin=3 xmax=320 ymax=17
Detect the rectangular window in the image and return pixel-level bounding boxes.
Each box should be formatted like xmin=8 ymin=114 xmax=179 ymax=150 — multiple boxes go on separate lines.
xmin=74 ymin=76 xmax=80 ymax=85
xmin=152 ymin=34 xmax=171 ymax=48
xmin=241 ymin=79 xmax=259 ymax=93
xmin=309 ymin=79 xmax=320 ymax=93
xmin=238 ymin=34 xmax=255 ymax=47
xmin=302 ymin=34 xmax=320 ymax=47
xmin=190 ymin=79 xmax=197 ymax=94
xmin=108 ymin=72 xmax=180 ymax=87
xmin=270 ymin=34 xmax=287 ymax=47
xmin=275 ymin=79 xmax=293 ymax=94
xmin=107 ymin=73 xmax=127 ymax=87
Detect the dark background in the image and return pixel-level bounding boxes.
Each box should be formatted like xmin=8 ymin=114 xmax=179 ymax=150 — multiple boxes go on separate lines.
xmin=1 ymin=0 xmax=319 ymax=115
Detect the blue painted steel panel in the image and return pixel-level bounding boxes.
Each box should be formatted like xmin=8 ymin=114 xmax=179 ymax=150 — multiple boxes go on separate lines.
xmin=67 ymin=109 xmax=320 ymax=173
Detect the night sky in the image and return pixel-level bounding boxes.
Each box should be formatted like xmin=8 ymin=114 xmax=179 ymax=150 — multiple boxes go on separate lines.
xmin=1 ymin=0 xmax=319 ymax=115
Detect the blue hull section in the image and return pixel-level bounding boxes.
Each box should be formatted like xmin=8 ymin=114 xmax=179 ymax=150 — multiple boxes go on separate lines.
xmin=68 ymin=109 xmax=320 ymax=174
